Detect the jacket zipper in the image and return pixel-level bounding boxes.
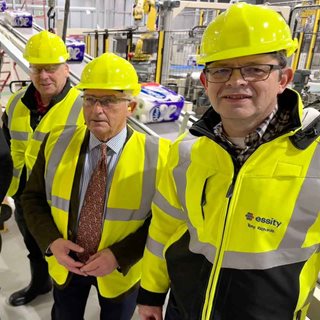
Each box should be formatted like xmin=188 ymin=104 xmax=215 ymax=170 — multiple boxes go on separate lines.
xmin=202 ymin=159 xmax=240 ymax=320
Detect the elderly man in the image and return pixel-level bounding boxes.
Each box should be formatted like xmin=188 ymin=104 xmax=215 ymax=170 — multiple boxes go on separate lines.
xmin=137 ymin=3 xmax=320 ymax=320
xmin=2 ymin=30 xmax=84 ymax=306
xmin=22 ymin=52 xmax=169 ymax=320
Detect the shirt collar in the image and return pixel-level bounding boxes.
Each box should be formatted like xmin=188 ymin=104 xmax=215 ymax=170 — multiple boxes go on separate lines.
xmin=89 ymin=127 xmax=127 ymax=154
xmin=214 ymin=105 xmax=278 ymax=148
xmin=252 ymin=104 xmax=278 ymax=140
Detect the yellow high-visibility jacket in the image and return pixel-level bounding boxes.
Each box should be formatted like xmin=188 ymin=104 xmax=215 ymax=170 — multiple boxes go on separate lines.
xmin=6 ymin=85 xmax=83 ymax=196
xmin=27 ymin=124 xmax=169 ymax=298
xmin=139 ymin=88 xmax=320 ymax=320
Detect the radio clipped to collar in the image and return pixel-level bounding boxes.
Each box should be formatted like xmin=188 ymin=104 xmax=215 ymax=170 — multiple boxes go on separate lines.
xmin=290 ymin=108 xmax=320 ymax=150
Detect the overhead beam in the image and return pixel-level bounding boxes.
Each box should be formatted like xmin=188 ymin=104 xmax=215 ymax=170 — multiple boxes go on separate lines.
xmin=173 ymin=1 xmax=291 ymax=22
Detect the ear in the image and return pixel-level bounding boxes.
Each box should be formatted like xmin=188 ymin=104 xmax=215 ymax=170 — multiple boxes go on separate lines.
xmin=200 ymin=71 xmax=209 ymax=94
xmin=64 ymin=63 xmax=70 ymax=77
xmin=127 ymin=101 xmax=137 ymax=115
xmin=200 ymin=71 xmax=207 ymax=88
xmin=278 ymin=67 xmax=294 ymax=94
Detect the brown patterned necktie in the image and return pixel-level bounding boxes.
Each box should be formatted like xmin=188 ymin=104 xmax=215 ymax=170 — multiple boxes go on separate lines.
xmin=76 ymin=143 xmax=107 ymax=262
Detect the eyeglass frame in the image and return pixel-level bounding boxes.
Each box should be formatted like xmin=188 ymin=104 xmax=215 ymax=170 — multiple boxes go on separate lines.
xmin=29 ymin=63 xmax=64 ymax=75
xmin=81 ymin=95 xmax=132 ymax=108
xmin=203 ymin=64 xmax=283 ymax=83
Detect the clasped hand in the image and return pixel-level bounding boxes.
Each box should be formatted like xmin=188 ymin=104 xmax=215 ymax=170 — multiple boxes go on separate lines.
xmin=49 ymin=238 xmax=118 ymax=277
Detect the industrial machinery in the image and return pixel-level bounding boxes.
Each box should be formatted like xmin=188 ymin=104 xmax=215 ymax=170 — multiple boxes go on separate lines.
xmin=130 ymin=0 xmax=159 ymax=82
xmin=293 ymin=69 xmax=320 ymax=109
xmin=0 ymin=15 xmax=158 ymax=138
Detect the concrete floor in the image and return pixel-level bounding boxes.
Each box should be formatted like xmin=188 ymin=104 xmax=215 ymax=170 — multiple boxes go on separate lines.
xmin=0 ymin=200 xmax=141 ymax=320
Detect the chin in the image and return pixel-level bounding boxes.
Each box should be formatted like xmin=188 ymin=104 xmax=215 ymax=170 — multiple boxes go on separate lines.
xmin=91 ymin=129 xmax=110 ymax=140
xmin=39 ymin=89 xmax=55 ymax=96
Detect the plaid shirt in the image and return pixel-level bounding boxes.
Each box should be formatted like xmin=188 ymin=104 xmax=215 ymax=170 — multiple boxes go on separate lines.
xmin=213 ymin=106 xmax=291 ymax=166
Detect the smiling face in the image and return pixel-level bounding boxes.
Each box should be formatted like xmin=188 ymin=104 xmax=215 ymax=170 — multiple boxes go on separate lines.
xmin=204 ymin=53 xmax=293 ymax=137
xmin=29 ymin=63 xmax=69 ymax=104
xmin=82 ymin=89 xmax=135 ymax=142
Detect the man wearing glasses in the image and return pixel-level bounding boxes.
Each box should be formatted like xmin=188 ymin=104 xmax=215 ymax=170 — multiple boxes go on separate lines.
xmin=138 ymin=3 xmax=320 ymax=320
xmin=2 ymin=30 xmax=84 ymax=306
xmin=21 ymin=52 xmax=169 ymax=319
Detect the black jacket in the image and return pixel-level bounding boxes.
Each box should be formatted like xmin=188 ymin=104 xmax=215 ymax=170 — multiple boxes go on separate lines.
xmin=0 ymin=127 xmax=12 ymax=203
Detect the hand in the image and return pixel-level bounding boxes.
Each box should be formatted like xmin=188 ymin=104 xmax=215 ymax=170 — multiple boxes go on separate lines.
xmin=138 ymin=305 xmax=163 ymax=320
xmin=80 ymin=248 xmax=118 ymax=277
xmin=50 ymin=238 xmax=86 ymax=276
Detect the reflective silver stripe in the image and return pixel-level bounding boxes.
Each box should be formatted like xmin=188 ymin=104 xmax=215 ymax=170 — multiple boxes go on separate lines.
xmin=7 ymin=90 xmax=26 ymax=129
xmin=12 ymin=168 xmax=20 ymax=178
xmin=153 ymin=190 xmax=184 ymax=220
xmin=172 ymin=134 xmax=217 ymax=264
xmin=222 ymin=244 xmax=318 ymax=270
xmin=32 ymin=131 xmax=47 ymax=142
xmin=45 ymin=126 xmax=78 ymax=201
xmin=22 ymin=94 xmax=81 ymax=143
xmin=146 ymin=235 xmax=165 ymax=258
xmin=106 ymin=207 xmax=150 ymax=221
xmin=173 ymin=134 xmax=195 ymax=212
xmin=66 ymin=94 xmax=83 ymax=124
xmin=10 ymin=130 xmax=29 ymax=141
xmin=188 ymin=222 xmax=216 ymax=263
xmin=51 ymin=195 xmax=70 ymax=212
xmin=105 ymin=135 xmax=160 ymax=220
xmin=280 ymin=143 xmax=320 ymax=248
xmin=139 ymin=135 xmax=159 ymax=212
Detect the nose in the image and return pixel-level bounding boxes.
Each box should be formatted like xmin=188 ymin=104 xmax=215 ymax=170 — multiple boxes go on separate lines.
xmin=39 ymin=69 xmax=50 ymax=78
xmin=92 ymin=100 xmax=104 ymax=112
xmin=226 ymin=68 xmax=247 ymax=85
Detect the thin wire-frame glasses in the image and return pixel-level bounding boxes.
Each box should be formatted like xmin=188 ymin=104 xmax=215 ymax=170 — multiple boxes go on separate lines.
xmin=29 ymin=64 xmax=63 ymax=74
xmin=82 ymin=95 xmax=131 ymax=108
xmin=204 ymin=64 xmax=282 ymax=83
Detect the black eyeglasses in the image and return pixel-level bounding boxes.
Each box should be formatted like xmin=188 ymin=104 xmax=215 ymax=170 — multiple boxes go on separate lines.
xmin=204 ymin=64 xmax=283 ymax=83
xmin=82 ymin=95 xmax=131 ymax=108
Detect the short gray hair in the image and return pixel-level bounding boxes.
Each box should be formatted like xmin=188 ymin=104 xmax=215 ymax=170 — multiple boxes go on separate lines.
xmin=269 ymin=50 xmax=287 ymax=68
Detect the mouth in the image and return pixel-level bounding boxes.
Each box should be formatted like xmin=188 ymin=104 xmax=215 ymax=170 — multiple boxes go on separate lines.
xmin=222 ymin=94 xmax=252 ymax=99
xmin=92 ymin=119 xmax=108 ymax=125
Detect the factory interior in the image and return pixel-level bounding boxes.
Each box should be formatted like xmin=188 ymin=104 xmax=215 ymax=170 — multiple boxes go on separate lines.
xmin=0 ymin=0 xmax=320 ymax=319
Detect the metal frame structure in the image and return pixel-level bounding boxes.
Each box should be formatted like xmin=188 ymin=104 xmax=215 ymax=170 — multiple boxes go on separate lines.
xmin=289 ymin=2 xmax=320 ymax=72
xmin=0 ymin=19 xmax=161 ymax=136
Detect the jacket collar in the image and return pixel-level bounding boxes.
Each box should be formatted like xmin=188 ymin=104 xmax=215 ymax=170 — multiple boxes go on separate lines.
xmin=21 ymin=78 xmax=72 ymax=112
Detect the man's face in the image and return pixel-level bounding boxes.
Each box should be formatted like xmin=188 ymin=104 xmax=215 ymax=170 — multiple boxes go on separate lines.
xmin=203 ymin=54 xmax=293 ymax=135
xmin=82 ymin=89 xmax=135 ymax=142
xmin=29 ymin=63 xmax=69 ymax=101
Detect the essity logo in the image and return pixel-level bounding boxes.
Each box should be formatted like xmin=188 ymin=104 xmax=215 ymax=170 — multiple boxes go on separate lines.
xmin=245 ymin=212 xmax=282 ymax=229
xmin=245 ymin=212 xmax=254 ymax=221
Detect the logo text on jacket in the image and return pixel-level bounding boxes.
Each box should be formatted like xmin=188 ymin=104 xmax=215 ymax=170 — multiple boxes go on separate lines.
xmin=245 ymin=212 xmax=282 ymax=232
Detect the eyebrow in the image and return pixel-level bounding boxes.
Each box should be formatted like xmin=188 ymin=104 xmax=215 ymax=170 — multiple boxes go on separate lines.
xmin=84 ymin=94 xmax=126 ymax=98
xmin=208 ymin=61 xmax=276 ymax=68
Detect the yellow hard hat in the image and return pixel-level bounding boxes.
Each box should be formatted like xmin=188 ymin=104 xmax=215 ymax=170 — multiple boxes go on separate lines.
xmin=76 ymin=52 xmax=141 ymax=96
xmin=197 ymin=2 xmax=298 ymax=64
xmin=24 ymin=30 xmax=69 ymax=64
